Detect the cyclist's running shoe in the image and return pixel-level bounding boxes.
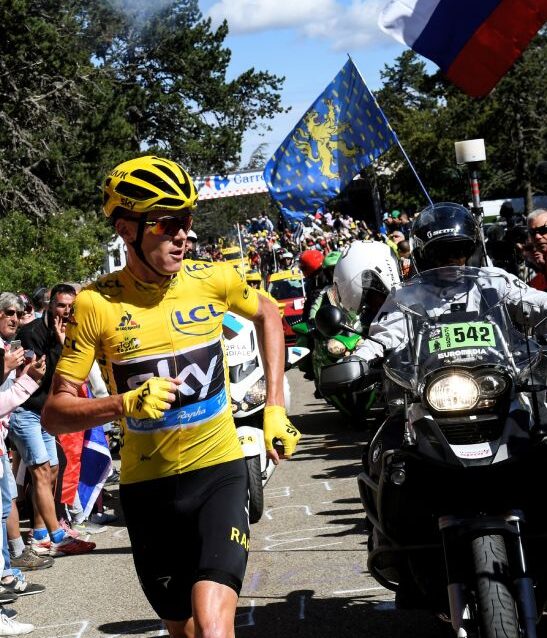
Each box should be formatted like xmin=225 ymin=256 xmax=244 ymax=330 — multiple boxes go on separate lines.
xmin=50 ymin=536 xmax=96 ymax=557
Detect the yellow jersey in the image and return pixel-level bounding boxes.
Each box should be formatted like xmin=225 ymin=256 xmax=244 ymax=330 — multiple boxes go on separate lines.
xmin=56 ymin=261 xmax=260 ymax=484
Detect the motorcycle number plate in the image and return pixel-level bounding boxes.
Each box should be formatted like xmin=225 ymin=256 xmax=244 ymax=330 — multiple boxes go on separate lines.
xmin=428 ymin=322 xmax=495 ymax=353
xmin=293 ymin=298 xmax=305 ymax=310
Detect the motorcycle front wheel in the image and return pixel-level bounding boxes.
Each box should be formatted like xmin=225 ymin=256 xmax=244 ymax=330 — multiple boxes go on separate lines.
xmin=472 ymin=534 xmax=519 ymax=638
xmin=246 ymin=455 xmax=264 ymax=524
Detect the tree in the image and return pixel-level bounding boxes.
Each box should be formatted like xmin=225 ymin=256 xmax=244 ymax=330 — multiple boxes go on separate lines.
xmin=0 ymin=0 xmax=286 ymax=290
xmin=375 ymin=32 xmax=546 ymax=213
xmin=90 ymin=0 xmax=286 ymax=176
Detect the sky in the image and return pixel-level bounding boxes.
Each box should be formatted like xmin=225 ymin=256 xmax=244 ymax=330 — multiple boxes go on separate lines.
xmin=197 ymin=0 xmax=424 ymax=168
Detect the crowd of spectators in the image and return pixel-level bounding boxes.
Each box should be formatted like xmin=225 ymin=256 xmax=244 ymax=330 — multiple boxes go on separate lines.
xmin=189 ymin=204 xmax=547 ymax=291
xmin=0 ymin=202 xmax=545 ymax=634
xmin=191 ymin=207 xmax=418 ymax=278
xmin=0 ymin=286 xmax=118 ymax=635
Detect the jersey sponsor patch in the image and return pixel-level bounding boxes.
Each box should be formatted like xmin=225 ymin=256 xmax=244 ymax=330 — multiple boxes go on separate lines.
xmin=171 ymin=303 xmax=224 ymax=336
xmin=112 ymin=338 xmax=227 ymax=431
xmin=184 ymin=262 xmax=215 ymax=280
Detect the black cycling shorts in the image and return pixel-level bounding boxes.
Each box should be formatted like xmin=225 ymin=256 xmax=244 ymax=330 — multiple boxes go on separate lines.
xmin=120 ymin=458 xmax=250 ymax=621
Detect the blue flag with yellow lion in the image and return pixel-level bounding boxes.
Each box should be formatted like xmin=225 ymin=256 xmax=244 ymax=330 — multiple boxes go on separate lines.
xmin=264 ymin=58 xmax=397 ymax=215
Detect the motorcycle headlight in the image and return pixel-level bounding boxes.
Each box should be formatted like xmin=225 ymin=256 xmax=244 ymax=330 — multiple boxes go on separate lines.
xmin=426 ymin=373 xmax=479 ymax=412
xmin=244 ymin=379 xmax=267 ymax=406
xmin=475 ymin=372 xmax=507 ymax=398
xmin=327 ymin=339 xmax=347 ymax=357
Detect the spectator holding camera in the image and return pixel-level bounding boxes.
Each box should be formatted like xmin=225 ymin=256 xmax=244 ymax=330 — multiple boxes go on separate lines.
xmin=0 ymin=293 xmax=49 ymax=628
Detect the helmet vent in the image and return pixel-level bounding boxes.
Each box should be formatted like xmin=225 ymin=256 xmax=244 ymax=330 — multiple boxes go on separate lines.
xmin=155 ymin=197 xmax=189 ymax=208
xmin=132 ymin=169 xmax=177 ymax=195
xmin=153 ymin=164 xmax=193 ymax=199
xmin=115 ymin=181 xmax=156 ymax=201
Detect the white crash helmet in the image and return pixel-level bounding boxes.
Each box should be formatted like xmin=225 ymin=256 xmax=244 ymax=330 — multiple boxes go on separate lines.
xmin=333 ymin=240 xmax=401 ymax=315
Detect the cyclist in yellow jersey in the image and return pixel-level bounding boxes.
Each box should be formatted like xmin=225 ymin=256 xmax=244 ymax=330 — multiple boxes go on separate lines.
xmin=42 ymin=156 xmax=301 ymax=638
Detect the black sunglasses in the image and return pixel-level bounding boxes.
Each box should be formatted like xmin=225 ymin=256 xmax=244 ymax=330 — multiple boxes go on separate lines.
xmin=144 ymin=215 xmax=193 ymax=237
xmin=528 ymin=225 xmax=547 ymax=237
xmin=3 ymin=308 xmax=24 ymax=319
xmin=122 ymin=214 xmax=193 ymax=237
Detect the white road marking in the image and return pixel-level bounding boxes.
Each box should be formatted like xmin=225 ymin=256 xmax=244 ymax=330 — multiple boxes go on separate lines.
xmin=333 ymin=586 xmax=386 ymax=594
xmin=264 ymin=505 xmax=313 ymax=520
xmin=235 ymin=599 xmax=256 ymax=627
xmin=262 ymin=525 xmax=352 ymax=551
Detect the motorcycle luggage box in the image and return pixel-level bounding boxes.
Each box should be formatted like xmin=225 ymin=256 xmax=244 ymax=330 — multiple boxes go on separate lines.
xmin=319 ymin=358 xmax=369 ymax=394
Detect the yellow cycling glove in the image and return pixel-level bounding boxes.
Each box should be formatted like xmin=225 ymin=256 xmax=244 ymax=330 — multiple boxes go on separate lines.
xmin=122 ymin=377 xmax=176 ymax=420
xmin=263 ymin=405 xmax=301 ymax=457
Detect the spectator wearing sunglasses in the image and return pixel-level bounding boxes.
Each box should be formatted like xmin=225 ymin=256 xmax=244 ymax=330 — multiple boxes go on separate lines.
xmin=0 ymin=293 xmax=48 ymax=627
xmin=16 ymin=294 xmax=35 ymax=326
xmin=527 ymin=209 xmax=547 ymax=291
xmin=42 ymin=156 xmax=298 ymax=636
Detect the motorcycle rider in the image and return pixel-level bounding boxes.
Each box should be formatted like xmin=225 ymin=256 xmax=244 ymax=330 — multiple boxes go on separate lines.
xmin=356 ymin=203 xmax=547 ymax=364
xmin=355 ymin=202 xmax=547 ymax=609
xmin=332 ymin=241 xmax=400 ymax=328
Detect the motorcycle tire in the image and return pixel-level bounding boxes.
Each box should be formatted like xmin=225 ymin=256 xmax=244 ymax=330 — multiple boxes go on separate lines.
xmin=246 ymin=456 xmax=264 ymax=524
xmin=472 ymin=534 xmax=519 ymax=638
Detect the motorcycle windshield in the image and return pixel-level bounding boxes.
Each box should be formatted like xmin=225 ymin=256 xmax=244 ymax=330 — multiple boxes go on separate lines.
xmin=383 ymin=267 xmax=540 ymax=391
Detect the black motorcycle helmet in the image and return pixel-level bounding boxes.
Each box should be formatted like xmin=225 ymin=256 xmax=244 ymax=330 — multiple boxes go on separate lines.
xmin=410 ymin=203 xmax=480 ymax=271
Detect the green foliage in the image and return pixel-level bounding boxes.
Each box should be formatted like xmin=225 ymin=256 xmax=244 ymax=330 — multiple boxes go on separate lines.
xmin=195 ymin=194 xmax=278 ymax=242
xmin=0 ymin=0 xmax=285 ymax=291
xmin=0 ymin=210 xmax=111 ymax=292
xmin=376 ymin=33 xmax=546 ymax=212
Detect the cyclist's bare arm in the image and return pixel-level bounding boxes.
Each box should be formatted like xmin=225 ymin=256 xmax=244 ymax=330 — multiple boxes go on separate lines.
xmin=252 ymin=294 xmax=285 ymax=408
xmin=43 ymin=374 xmax=124 ymax=434
xmin=43 ymin=373 xmax=179 ymax=434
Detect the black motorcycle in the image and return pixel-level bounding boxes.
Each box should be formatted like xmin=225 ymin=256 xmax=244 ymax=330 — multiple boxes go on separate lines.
xmin=326 ymin=267 xmax=547 ymax=637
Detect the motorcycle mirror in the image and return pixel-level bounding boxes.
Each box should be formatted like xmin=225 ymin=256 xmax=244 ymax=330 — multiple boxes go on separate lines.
xmin=315 ymin=305 xmax=345 ymax=337
xmin=315 ymin=305 xmax=360 ymax=338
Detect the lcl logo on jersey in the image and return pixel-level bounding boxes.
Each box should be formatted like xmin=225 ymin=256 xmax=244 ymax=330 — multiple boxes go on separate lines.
xmin=171 ymin=304 xmax=223 ymax=336
xmin=184 ymin=262 xmax=215 ymax=280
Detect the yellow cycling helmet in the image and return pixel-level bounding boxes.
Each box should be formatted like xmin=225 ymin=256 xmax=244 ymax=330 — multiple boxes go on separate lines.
xmin=103 ymin=155 xmax=198 ymax=218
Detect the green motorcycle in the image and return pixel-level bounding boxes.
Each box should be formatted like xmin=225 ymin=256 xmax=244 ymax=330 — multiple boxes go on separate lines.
xmin=293 ymin=316 xmax=384 ymax=427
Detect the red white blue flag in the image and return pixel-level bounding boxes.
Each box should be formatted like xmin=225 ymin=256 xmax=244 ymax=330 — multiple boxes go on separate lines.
xmin=77 ymin=426 xmax=112 ymax=518
xmin=379 ymin=0 xmax=547 ymax=97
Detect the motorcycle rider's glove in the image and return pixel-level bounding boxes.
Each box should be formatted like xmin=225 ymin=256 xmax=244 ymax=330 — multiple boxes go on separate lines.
xmin=263 ymin=405 xmax=301 ymax=458
xmin=122 ymin=377 xmax=177 ymax=420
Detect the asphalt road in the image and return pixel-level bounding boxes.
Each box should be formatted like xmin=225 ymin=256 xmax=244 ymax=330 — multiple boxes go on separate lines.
xmin=15 ymin=370 xmax=445 ymax=637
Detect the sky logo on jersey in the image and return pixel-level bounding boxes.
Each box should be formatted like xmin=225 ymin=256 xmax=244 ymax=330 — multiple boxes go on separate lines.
xmin=171 ymin=304 xmax=223 ymax=336
xmin=112 ymin=338 xmax=227 ymax=432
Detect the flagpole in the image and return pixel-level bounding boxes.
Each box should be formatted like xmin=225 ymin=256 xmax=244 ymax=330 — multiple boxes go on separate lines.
xmin=349 ymin=55 xmax=434 ymax=207
xmin=392 ymin=135 xmax=433 ymax=206
xmin=236 ymin=223 xmax=246 ymax=274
